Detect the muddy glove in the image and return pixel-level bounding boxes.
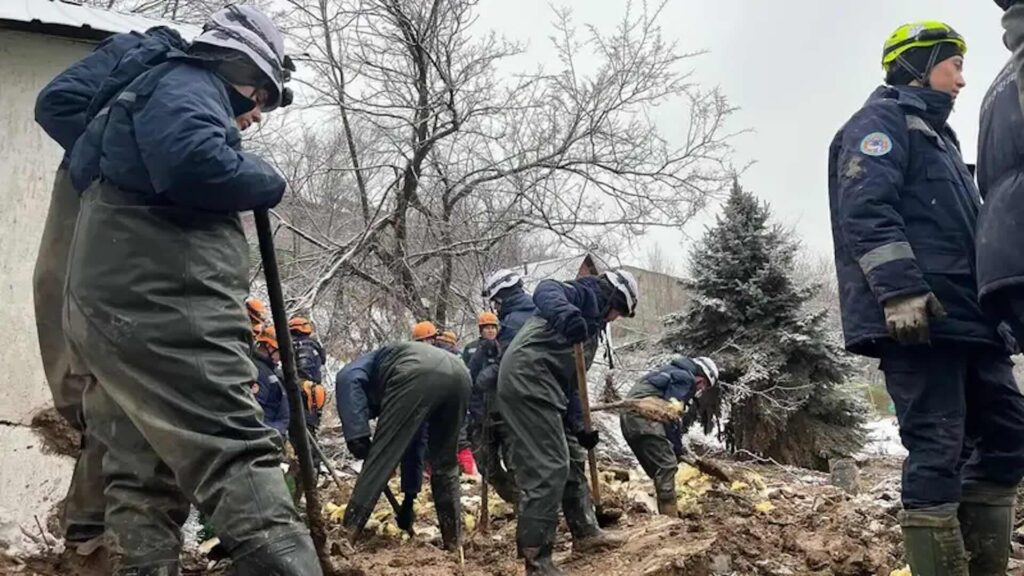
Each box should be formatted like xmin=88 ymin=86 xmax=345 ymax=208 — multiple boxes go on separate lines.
xmin=883 ymin=292 xmax=946 ymax=345
xmin=346 ymin=437 xmax=371 ymax=460
xmin=396 ymin=494 xmax=416 ymax=531
xmin=563 ymin=314 xmax=589 ymax=344
xmin=576 ymin=430 xmax=600 ymax=450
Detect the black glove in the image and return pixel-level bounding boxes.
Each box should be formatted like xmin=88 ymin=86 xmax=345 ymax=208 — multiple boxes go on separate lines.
xmin=576 ymin=429 xmax=600 ymax=450
xmin=996 ymin=0 xmax=1019 ymax=10
xmin=563 ymin=314 xmax=589 ymax=344
xmin=396 ymin=494 xmax=416 ymax=531
xmin=480 ymin=338 xmax=500 ymax=358
xmin=346 ymin=437 xmax=371 ymax=460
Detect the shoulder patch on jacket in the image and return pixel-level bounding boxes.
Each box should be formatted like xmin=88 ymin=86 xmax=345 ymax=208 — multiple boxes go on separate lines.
xmin=859 ymin=132 xmax=893 ymax=157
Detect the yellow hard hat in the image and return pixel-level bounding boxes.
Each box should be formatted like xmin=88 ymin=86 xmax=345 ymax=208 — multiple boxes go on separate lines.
xmin=882 ymin=21 xmax=966 ymax=71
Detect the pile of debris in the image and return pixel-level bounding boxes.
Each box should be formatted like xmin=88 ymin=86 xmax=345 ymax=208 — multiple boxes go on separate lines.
xmin=308 ymin=456 xmax=909 ymax=575
xmin=17 ymin=453 xmax=1022 ymax=575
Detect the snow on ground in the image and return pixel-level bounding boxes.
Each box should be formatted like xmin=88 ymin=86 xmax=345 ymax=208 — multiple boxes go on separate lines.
xmin=859 ymin=417 xmax=906 ymax=458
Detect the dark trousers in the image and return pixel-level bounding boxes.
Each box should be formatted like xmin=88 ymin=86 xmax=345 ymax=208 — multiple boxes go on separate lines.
xmin=880 ymin=343 xmax=1024 ymax=508
xmin=32 ymin=168 xmax=106 ymax=543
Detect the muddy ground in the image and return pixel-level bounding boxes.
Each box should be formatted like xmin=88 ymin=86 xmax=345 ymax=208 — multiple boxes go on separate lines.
xmin=6 ymin=455 xmax=1024 ymax=576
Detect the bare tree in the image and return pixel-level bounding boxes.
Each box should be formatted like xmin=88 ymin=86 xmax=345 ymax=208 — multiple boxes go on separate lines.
xmin=259 ymin=0 xmax=738 ymax=356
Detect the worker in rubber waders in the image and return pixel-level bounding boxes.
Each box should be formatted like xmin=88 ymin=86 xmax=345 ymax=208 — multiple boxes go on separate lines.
xmin=497 ymin=269 xmax=639 ymax=575
xmin=619 ymin=357 xmax=718 ymax=518
xmin=33 ymin=25 xmax=191 ymax=574
xmin=62 ymin=5 xmax=320 ymax=574
xmin=828 ymin=21 xmax=1024 ymax=576
xmin=335 ymin=341 xmax=471 ymax=549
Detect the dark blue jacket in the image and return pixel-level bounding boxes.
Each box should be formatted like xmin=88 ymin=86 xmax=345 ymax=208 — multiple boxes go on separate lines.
xmin=254 ymin=354 xmax=289 ymax=438
xmin=293 ymin=333 xmax=326 ymax=384
xmin=335 ymin=347 xmax=431 ymax=495
xmin=466 ymin=339 xmax=500 ymax=426
xmin=828 ymin=85 xmax=1001 ymax=356
xmin=496 ymin=288 xmax=536 ymax=348
xmin=69 ymin=59 xmax=285 ymax=212
xmin=35 ymin=31 xmax=146 ymax=161
xmin=335 ymin=349 xmax=384 ymax=442
xmin=633 ymin=357 xmax=701 ymax=457
xmin=534 ymin=276 xmax=609 ymax=432
xmin=978 ymin=60 xmax=1024 ymax=314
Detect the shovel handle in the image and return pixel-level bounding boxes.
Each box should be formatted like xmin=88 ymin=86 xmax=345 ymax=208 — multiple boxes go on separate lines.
xmin=573 ymin=343 xmax=601 ymax=505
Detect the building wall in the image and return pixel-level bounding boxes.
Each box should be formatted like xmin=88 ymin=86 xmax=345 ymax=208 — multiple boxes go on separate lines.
xmin=610 ymin=266 xmax=689 ymax=343
xmin=0 ymin=29 xmax=93 ymax=538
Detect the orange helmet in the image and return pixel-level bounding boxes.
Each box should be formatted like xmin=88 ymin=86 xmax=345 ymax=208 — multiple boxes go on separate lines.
xmin=255 ymin=326 xmax=279 ymax=351
xmin=438 ymin=330 xmax=458 ymax=346
xmin=246 ymin=297 xmax=268 ymax=323
xmin=288 ymin=316 xmax=313 ymax=335
xmin=478 ymin=311 xmax=499 ymax=328
xmin=412 ymin=321 xmax=438 ymax=341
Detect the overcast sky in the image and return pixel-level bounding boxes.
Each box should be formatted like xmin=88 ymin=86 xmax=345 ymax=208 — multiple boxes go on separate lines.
xmin=475 ymin=0 xmax=1010 ymax=267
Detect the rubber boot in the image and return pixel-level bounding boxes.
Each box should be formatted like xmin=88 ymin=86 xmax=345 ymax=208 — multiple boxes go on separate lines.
xmin=900 ymin=504 xmax=969 ymax=576
xmin=61 ymin=536 xmax=109 ymax=576
xmin=228 ymin=529 xmax=323 ymax=576
xmin=523 ymin=545 xmax=565 ymax=576
xmin=657 ymin=497 xmax=679 ymax=518
xmin=573 ymin=529 xmax=626 ymax=554
xmin=959 ymin=482 xmax=1017 ymax=576
xmin=519 ymin=517 xmax=561 ymax=575
xmin=431 ymin=466 xmax=463 ymax=551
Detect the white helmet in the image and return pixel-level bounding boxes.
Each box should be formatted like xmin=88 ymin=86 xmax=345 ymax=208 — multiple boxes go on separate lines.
xmin=692 ymin=357 xmax=719 ymax=387
xmin=482 ymin=269 xmax=522 ymax=301
xmin=603 ymin=269 xmax=639 ymax=317
xmin=193 ymin=5 xmax=289 ymax=110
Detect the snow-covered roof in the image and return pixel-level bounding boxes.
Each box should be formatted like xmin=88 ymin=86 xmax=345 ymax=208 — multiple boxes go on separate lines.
xmin=520 ymin=253 xmax=595 ymax=288
xmin=0 ymin=0 xmax=200 ymax=41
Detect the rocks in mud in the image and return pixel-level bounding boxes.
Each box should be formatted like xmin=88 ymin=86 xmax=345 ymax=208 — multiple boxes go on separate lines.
xmin=829 ymin=459 xmax=861 ymax=495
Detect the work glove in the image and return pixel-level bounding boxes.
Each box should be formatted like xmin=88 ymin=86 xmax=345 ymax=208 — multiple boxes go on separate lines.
xmin=576 ymin=429 xmax=600 ymax=450
xmin=882 ymin=292 xmax=946 ymax=345
xmin=563 ymin=314 xmax=589 ymax=344
xmin=996 ymin=0 xmax=1019 ymax=10
xmin=396 ymin=494 xmax=416 ymax=531
xmin=346 ymin=437 xmax=371 ymax=460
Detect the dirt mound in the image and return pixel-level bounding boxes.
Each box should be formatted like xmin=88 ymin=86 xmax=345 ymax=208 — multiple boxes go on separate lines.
xmin=0 ymin=456 xmax=922 ymax=576
xmin=29 ymin=408 xmax=80 ymax=459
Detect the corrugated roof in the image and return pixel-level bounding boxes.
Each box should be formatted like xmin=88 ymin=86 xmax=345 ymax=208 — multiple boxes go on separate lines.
xmin=0 ymin=0 xmax=199 ymax=40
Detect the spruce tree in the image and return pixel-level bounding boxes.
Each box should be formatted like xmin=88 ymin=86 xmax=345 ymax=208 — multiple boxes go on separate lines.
xmin=663 ymin=181 xmax=867 ymax=470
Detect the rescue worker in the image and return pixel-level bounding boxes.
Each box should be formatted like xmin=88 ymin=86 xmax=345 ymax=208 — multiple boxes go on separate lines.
xmin=335 ymin=342 xmax=471 ymax=549
xmin=619 ymin=357 xmax=718 ymax=517
xmin=985 ymin=3 xmax=1024 ymax=342
xmin=253 ymin=327 xmax=290 ymax=440
xmin=465 ymin=270 xmax=538 ymax=505
xmin=828 ymin=21 xmax=1024 ymax=576
xmin=428 ymin=329 xmax=477 ymax=475
xmin=288 ymin=316 xmax=327 ymax=433
xmin=33 ymin=25 xmax=188 ymax=570
xmin=63 ymin=5 xmax=320 ymax=574
xmin=464 ymin=311 xmax=519 ymax=504
xmin=498 ymin=269 xmax=638 ymax=575
xmin=462 ymin=312 xmax=499 ymax=365
xmin=481 ymin=269 xmax=536 ymax=347
xmin=247 ymin=297 xmax=269 ymax=340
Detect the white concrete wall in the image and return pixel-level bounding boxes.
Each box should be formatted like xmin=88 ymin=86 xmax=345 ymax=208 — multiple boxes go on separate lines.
xmin=0 ymin=29 xmax=94 ymax=541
